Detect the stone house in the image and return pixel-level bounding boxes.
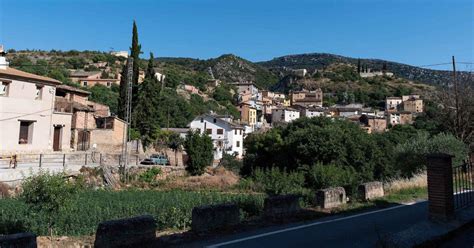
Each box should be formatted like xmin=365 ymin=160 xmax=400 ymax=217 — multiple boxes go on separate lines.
xmin=290 ymin=88 xmax=323 ymax=107
xmin=271 ymin=107 xmax=300 ymax=123
xmin=389 ymin=111 xmax=413 ymax=125
xmin=189 ymin=114 xmax=244 ymax=160
xmin=0 ymin=55 xmax=72 ymax=154
xmin=359 ymin=115 xmax=387 ymax=133
xmin=386 ymin=97 xmax=403 ymax=112
xmin=69 ymin=70 xmax=119 ymax=88
xmin=403 ymin=98 xmax=423 ymax=113
xmin=238 ymin=103 xmax=257 ymax=127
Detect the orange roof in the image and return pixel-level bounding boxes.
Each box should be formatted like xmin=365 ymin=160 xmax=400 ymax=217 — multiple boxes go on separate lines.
xmin=0 ymin=67 xmax=61 ymax=84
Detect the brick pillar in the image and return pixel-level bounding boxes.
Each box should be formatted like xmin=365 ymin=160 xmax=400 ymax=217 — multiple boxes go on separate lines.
xmin=426 ymin=153 xmax=454 ymax=221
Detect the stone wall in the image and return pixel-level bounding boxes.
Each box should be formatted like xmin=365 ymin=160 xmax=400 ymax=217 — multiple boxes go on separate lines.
xmin=264 ymin=194 xmax=301 ymax=217
xmin=192 ymin=203 xmax=240 ymax=232
xmin=0 ymin=232 xmax=37 ymax=248
xmin=315 ymin=187 xmax=346 ymax=209
xmin=358 ymin=181 xmax=384 ymax=200
xmin=94 ymin=215 xmax=157 ymax=248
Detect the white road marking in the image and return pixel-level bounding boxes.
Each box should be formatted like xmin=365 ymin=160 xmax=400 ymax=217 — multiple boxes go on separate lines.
xmin=206 ymin=201 xmax=422 ymax=248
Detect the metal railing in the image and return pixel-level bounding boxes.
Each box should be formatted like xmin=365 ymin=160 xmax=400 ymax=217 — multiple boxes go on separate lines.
xmin=452 ymin=159 xmax=474 ymax=210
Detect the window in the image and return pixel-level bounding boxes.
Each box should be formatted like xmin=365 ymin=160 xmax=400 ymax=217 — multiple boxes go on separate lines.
xmin=18 ymin=121 xmax=34 ymax=144
xmin=217 ymin=141 xmax=223 ymax=147
xmin=239 ymin=130 xmax=242 ymax=135
xmin=200 ymin=118 xmax=204 ymax=123
xmin=83 ymin=81 xmax=88 ymax=87
xmin=234 ymin=129 xmax=237 ymax=135
xmin=35 ymin=85 xmax=43 ymax=100
xmin=236 ymin=141 xmax=240 ymax=147
xmin=106 ymin=82 xmax=112 ymax=87
xmin=217 ymin=129 xmax=223 ymax=135
xmin=206 ymin=128 xmax=212 ymax=134
xmin=213 ymin=118 xmax=217 ymax=123
xmin=0 ymin=82 xmax=10 ymax=96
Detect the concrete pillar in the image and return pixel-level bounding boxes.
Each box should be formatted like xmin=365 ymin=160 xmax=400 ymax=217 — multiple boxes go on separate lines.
xmin=426 ymin=153 xmax=454 ymax=221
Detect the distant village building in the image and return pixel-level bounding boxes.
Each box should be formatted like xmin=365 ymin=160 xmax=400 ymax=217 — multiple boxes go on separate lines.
xmin=402 ymin=95 xmax=423 ymax=113
xmin=292 ymin=69 xmax=307 ymax=77
xmin=238 ymin=103 xmax=257 ymax=127
xmin=299 ymin=107 xmax=328 ymax=118
xmin=154 ymin=71 xmax=166 ymax=82
xmin=359 ymin=69 xmax=394 ymax=78
xmin=189 ymin=114 xmax=244 ymax=160
xmin=110 ymin=51 xmax=128 ymax=58
xmin=271 ymin=107 xmax=300 ymax=123
xmin=359 ymin=115 xmax=387 ymax=133
xmin=389 ymin=111 xmax=413 ymax=125
xmin=69 ymin=70 xmax=119 ymax=88
xmin=290 ymin=88 xmax=323 ymax=107
xmin=231 ymin=81 xmax=259 ymax=96
xmin=385 ymin=97 xmax=403 ymax=112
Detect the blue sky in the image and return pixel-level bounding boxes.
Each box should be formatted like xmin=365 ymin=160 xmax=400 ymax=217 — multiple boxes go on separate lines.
xmin=0 ymin=0 xmax=472 ymax=69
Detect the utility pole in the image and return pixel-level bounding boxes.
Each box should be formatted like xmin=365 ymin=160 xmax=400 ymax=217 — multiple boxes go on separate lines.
xmin=452 ymin=56 xmax=460 ymax=137
xmin=121 ymin=57 xmax=134 ymax=177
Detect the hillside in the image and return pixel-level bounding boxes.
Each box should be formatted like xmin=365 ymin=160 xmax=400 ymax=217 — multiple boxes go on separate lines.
xmin=157 ymin=54 xmax=278 ymax=89
xmin=258 ymin=53 xmax=467 ymax=86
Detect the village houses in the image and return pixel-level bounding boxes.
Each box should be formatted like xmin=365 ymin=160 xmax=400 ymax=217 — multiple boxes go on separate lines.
xmin=69 ymin=70 xmax=120 ymax=88
xmin=189 ymin=114 xmax=244 ymax=160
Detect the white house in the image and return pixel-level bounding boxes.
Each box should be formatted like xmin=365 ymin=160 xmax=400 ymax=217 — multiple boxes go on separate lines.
xmin=386 ymin=97 xmax=403 ymax=112
xmin=189 ymin=114 xmax=244 ymax=160
xmin=271 ymin=107 xmax=300 ymax=123
xmin=0 ymin=52 xmax=72 ymax=154
xmin=301 ymin=107 xmax=328 ymax=118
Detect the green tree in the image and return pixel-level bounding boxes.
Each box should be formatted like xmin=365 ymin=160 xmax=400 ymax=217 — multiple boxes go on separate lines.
xmin=167 ymin=132 xmax=184 ymax=166
xmin=89 ymin=84 xmax=119 ymax=114
xmin=184 ymin=131 xmax=213 ymax=175
xmin=118 ymin=21 xmax=142 ymax=120
xmin=133 ymin=53 xmax=161 ymax=148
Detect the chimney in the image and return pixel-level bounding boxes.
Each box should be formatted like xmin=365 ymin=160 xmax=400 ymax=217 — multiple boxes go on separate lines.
xmin=0 ymin=45 xmax=9 ymax=70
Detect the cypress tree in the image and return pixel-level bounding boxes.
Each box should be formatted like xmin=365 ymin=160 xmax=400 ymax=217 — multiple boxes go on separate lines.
xmin=357 ymin=58 xmax=361 ymax=74
xmin=133 ymin=53 xmax=161 ymax=148
xmin=117 ymin=21 xmax=142 ymax=120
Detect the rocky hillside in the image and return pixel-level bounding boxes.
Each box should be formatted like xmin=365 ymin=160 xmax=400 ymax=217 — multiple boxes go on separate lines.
xmin=258 ymin=53 xmax=468 ymax=86
xmin=157 ymin=54 xmax=278 ymax=89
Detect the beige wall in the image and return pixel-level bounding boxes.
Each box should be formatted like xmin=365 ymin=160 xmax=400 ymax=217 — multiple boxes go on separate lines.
xmin=0 ymin=79 xmax=57 ymax=154
xmin=90 ymin=118 xmax=126 ymax=152
xmin=51 ymin=112 xmax=73 ymax=151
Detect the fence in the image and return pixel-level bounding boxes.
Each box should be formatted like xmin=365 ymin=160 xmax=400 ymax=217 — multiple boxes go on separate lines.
xmin=452 ymin=159 xmax=474 ymax=210
xmin=0 ymin=153 xmax=143 ymax=169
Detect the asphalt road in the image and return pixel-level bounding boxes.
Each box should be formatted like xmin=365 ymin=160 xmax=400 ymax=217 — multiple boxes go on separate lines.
xmin=192 ymin=201 xmax=428 ymax=248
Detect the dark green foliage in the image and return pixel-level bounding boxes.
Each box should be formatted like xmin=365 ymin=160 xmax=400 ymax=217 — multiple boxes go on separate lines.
xmin=138 ymin=167 xmax=162 ymax=183
xmin=252 ymin=168 xmax=306 ymax=196
xmin=118 ymin=21 xmax=142 ymax=120
xmin=184 ymin=131 xmax=214 ymax=176
xmin=133 ymin=53 xmax=162 ymax=148
xmin=89 ymin=84 xmax=119 ymax=114
xmin=21 ymin=172 xmax=79 ymax=236
xmin=304 ymin=163 xmax=358 ymax=193
xmin=167 ymin=132 xmax=184 ymax=166
xmin=220 ymin=153 xmax=243 ymax=174
xmin=0 ymin=190 xmax=264 ymax=236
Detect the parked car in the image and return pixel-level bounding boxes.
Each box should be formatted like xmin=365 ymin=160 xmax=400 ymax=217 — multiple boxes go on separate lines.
xmin=140 ymin=158 xmax=155 ymax=165
xmin=150 ymin=154 xmax=169 ymax=165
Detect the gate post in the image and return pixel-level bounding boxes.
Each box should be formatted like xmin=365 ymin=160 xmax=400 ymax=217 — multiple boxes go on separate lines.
xmin=426 ymin=153 xmax=454 ymax=221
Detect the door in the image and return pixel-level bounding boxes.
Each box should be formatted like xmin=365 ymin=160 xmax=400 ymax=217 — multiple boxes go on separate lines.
xmin=77 ymin=130 xmax=90 ymax=151
xmin=53 ymin=126 xmax=62 ymax=151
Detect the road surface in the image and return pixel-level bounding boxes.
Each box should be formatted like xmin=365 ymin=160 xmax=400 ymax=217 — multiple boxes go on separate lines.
xmin=190 ymin=201 xmax=428 ymax=248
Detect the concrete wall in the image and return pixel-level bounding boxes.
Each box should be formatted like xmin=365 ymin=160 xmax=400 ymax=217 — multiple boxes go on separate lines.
xmin=0 ymin=232 xmax=37 ymax=248
xmin=264 ymin=194 xmax=301 ymax=217
xmin=0 ymin=79 xmax=57 ymax=154
xmin=192 ymin=203 xmax=240 ymax=232
xmin=315 ymin=187 xmax=347 ymax=209
xmin=358 ymin=181 xmax=384 ymax=200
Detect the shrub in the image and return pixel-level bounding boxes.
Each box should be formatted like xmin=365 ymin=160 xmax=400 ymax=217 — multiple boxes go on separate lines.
xmin=220 ymin=153 xmax=243 ymax=175
xmin=21 ymin=171 xmax=79 ymax=237
xmin=252 ymin=168 xmax=305 ymax=196
xmin=395 ymin=132 xmax=468 ymax=177
xmin=304 ymin=163 xmax=358 ymax=194
xmin=184 ymin=131 xmax=214 ymax=176
xmin=0 ymin=182 xmax=10 ymax=198
xmin=138 ymin=167 xmax=162 ymax=183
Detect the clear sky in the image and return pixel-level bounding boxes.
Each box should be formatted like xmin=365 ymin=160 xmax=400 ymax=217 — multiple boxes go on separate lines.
xmin=0 ymin=0 xmax=473 ymax=69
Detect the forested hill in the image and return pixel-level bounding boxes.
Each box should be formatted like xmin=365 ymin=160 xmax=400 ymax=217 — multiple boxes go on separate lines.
xmin=257 ymin=53 xmax=469 ymax=86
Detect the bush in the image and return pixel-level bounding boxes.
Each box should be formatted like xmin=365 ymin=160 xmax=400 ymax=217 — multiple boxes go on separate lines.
xmin=395 ymin=132 xmax=468 ymax=177
xmin=220 ymin=154 xmax=243 ymax=175
xmin=184 ymin=131 xmax=214 ymax=176
xmin=21 ymin=172 xmax=79 ymax=236
xmin=252 ymin=168 xmax=305 ymax=196
xmin=138 ymin=167 xmax=162 ymax=183
xmin=304 ymin=163 xmax=358 ymax=193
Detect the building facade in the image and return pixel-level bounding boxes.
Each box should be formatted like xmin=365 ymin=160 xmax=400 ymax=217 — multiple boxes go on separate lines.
xmin=271 ymin=108 xmax=300 ymax=123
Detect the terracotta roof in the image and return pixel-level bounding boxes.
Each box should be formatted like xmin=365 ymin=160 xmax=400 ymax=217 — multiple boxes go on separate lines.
xmin=0 ymin=67 xmax=61 ymax=84
xmin=69 ymin=70 xmax=102 ymax=77
xmin=56 ymin=84 xmax=91 ymax=95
